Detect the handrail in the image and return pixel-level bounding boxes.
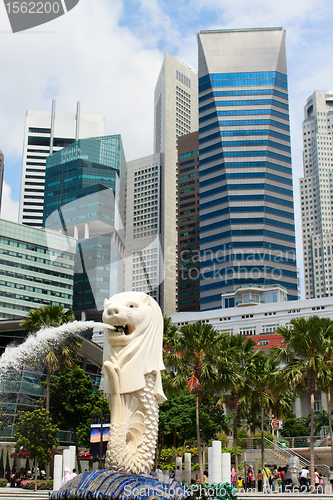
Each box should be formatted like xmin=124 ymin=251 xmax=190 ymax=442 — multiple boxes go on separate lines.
xmin=263 ymin=437 xmax=330 ymax=477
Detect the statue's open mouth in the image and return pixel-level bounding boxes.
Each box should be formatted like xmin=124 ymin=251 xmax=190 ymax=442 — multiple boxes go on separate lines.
xmin=109 ymin=324 xmax=131 ymax=336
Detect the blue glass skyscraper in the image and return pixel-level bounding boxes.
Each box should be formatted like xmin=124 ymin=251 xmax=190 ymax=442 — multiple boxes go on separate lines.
xmin=197 ymin=28 xmax=298 ymax=310
xmin=43 ymin=135 xmax=126 ymax=311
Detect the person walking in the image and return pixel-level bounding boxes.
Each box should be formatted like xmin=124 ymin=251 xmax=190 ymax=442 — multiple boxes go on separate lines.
xmin=248 ymin=467 xmax=255 ymax=489
xmin=61 ymin=467 xmax=73 ymax=487
xmin=257 ymin=469 xmax=263 ymax=492
xmin=300 ymin=466 xmax=309 ymax=491
xmin=272 ymin=465 xmax=279 ymax=493
xmin=262 ymin=464 xmax=272 ymax=492
xmin=284 ymin=465 xmax=291 ymax=487
xmin=279 ymin=467 xmax=285 ymax=493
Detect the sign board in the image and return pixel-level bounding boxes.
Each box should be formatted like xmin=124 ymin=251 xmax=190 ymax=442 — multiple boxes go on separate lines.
xmin=271 ymin=419 xmax=283 ymax=430
xmin=90 ymin=423 xmax=110 ymax=457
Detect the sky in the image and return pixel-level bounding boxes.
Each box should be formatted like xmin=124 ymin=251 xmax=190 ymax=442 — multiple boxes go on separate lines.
xmin=1 ymin=0 xmax=333 ymax=298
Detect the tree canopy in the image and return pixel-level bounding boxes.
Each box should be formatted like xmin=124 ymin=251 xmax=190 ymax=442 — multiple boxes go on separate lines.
xmin=14 ymin=404 xmax=59 ymax=490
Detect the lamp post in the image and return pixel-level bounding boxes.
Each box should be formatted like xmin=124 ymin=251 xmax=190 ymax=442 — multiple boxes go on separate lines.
xmin=99 ymin=409 xmax=103 ymax=469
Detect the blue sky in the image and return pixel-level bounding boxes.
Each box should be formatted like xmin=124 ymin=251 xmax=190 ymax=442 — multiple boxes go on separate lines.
xmin=1 ymin=0 xmax=333 ymax=297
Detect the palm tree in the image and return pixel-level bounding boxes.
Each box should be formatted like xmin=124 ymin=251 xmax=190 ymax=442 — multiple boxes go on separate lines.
xmin=317 ymin=318 xmax=333 ymax=465
xmin=273 ymin=316 xmax=332 ymax=486
xmin=313 ymin=408 xmax=328 ymax=435
xmin=163 ymin=321 xmax=221 ymax=482
xmin=21 ymin=305 xmax=81 ymax=412
xmin=216 ymin=333 xmax=261 ymax=482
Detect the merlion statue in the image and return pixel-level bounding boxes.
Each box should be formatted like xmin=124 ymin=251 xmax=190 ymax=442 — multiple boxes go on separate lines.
xmin=102 ymin=291 xmax=166 ymax=474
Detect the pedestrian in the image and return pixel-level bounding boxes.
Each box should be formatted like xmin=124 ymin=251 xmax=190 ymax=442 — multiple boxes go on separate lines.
xmin=174 ymin=466 xmax=181 ymax=482
xmin=248 ymin=467 xmax=255 ymax=488
xmin=284 ymin=465 xmax=291 ymax=486
xmin=203 ymin=470 xmax=208 ymax=483
xmin=272 ymin=464 xmax=279 ymax=493
xmin=262 ymin=463 xmax=272 ymax=492
xmin=10 ymin=472 xmax=16 ymax=488
xmin=300 ymin=466 xmax=309 ymax=491
xmin=314 ymin=468 xmax=319 ymax=490
xmin=257 ymin=469 xmax=263 ymax=492
xmin=279 ymin=467 xmax=285 ymax=493
xmin=231 ymin=468 xmax=236 ymax=488
xmin=72 ymin=468 xmax=77 ymax=478
xmin=61 ymin=467 xmax=73 ymax=486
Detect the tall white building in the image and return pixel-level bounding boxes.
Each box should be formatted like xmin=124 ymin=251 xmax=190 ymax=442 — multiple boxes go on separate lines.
xmin=300 ymin=91 xmax=333 ymax=299
xmin=154 ymin=53 xmax=198 ymax=314
xmin=19 ymin=101 xmax=104 ymax=228
xmin=124 ymin=154 xmax=163 ymax=306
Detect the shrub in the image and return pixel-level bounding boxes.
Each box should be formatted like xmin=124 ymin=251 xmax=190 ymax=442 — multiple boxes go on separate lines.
xmin=0 ymin=478 xmax=8 ymax=487
xmin=21 ymin=480 xmax=53 ymax=490
xmin=190 ymin=482 xmax=237 ymax=500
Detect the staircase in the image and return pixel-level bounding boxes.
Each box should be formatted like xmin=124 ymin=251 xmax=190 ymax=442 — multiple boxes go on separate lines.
xmin=264 ymin=437 xmax=329 ymax=477
xmin=0 ymin=488 xmax=50 ymax=499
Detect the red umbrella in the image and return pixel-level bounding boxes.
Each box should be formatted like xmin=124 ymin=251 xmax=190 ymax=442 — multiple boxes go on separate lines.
xmin=76 ymin=451 xmax=91 ymax=460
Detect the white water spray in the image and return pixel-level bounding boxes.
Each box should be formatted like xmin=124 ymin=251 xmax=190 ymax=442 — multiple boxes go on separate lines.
xmin=0 ymin=321 xmax=113 ymax=375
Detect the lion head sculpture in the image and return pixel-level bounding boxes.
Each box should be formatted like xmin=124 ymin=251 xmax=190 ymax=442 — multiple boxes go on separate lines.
xmin=102 ymin=291 xmax=166 ymax=403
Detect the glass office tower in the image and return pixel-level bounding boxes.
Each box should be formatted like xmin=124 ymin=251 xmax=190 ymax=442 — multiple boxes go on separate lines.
xmin=197 ymin=28 xmax=298 ymax=310
xmin=43 ymin=135 xmax=126 ymax=311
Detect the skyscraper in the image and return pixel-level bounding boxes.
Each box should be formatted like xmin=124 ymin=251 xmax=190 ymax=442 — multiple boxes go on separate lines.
xmin=177 ymin=131 xmax=200 ymax=311
xmin=0 ymin=219 xmax=75 ymax=320
xmin=124 ymin=154 xmax=163 ymax=306
xmin=300 ymin=90 xmax=333 ymax=299
xmin=19 ymin=101 xmax=104 ymax=228
xmin=154 ymin=53 xmax=198 ymax=314
xmin=197 ymin=28 xmax=298 ymax=311
xmin=43 ymin=135 xmax=126 ymax=311
xmin=0 ymin=148 xmax=4 ymax=216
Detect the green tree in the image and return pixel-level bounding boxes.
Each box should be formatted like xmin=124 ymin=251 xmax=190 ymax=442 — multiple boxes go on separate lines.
xmin=157 ymin=391 xmax=226 ymax=468
xmin=217 ymin=333 xmax=262 ymax=482
xmin=48 ymin=367 xmax=109 ymax=473
xmin=273 ymin=316 xmax=332 ymax=486
xmin=280 ymin=412 xmax=310 ymax=438
xmin=163 ymin=321 xmax=221 ymax=482
xmin=14 ymin=404 xmax=59 ymax=491
xmin=21 ymin=304 xmax=81 ymax=480
xmin=21 ymin=304 xmax=81 ymax=413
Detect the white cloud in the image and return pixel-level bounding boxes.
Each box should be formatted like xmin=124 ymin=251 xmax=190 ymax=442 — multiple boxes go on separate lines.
xmin=1 ymin=181 xmax=19 ymax=222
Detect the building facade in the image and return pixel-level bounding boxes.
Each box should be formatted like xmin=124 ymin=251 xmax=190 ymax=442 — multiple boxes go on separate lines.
xmin=177 ymin=132 xmax=200 ymax=311
xmin=43 ymin=135 xmax=126 ymax=311
xmin=0 ymin=219 xmax=75 ymax=320
xmin=300 ymin=91 xmax=333 ymax=299
xmin=19 ymin=101 xmax=104 ymax=228
xmin=154 ymin=53 xmax=198 ymax=314
xmin=0 ymin=149 xmax=4 ymax=216
xmin=197 ymin=28 xmax=298 ymax=311
xmin=124 ymin=154 xmax=163 ymax=306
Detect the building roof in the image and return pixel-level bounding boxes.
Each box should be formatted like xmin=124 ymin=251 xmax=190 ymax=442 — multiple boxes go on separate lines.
xmin=248 ymin=333 xmax=285 ymax=350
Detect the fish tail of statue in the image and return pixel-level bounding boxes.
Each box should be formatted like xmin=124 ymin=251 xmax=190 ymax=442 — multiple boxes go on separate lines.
xmin=105 ymin=373 xmax=159 ymax=474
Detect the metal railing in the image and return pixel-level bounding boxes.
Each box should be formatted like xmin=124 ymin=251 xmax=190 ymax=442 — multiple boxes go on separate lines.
xmin=263 ymin=437 xmax=330 ymax=477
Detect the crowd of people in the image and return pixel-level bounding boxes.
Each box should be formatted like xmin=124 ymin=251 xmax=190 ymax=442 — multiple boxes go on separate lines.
xmin=233 ymin=463 xmax=326 ymax=492
xmin=9 ymin=467 xmax=46 ymax=487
